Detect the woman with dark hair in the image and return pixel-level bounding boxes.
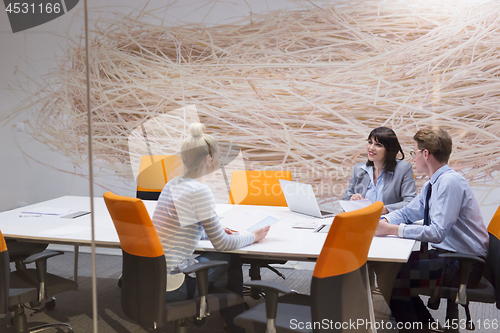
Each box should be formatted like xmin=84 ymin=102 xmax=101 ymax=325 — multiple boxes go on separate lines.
xmin=344 ymin=127 xmax=417 ymax=214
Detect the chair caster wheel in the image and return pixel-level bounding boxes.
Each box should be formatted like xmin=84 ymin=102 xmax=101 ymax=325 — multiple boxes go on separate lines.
xmin=192 ymin=317 xmax=206 ymax=326
xmin=45 ymin=298 xmax=56 ymax=311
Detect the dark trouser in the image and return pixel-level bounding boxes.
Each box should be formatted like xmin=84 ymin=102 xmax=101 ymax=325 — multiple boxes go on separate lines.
xmin=385 ymin=249 xmax=484 ymax=332
xmin=168 ymin=253 xmax=245 ymax=333
xmin=220 ymin=254 xmax=245 ymax=333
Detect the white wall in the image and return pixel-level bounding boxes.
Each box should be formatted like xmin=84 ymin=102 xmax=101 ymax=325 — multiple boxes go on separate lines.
xmin=1 ymin=5 xmax=88 ymax=211
xmin=0 ymin=0 xmax=327 ymax=212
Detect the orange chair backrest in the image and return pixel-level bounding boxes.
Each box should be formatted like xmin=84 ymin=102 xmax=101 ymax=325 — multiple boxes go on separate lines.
xmin=0 ymin=231 xmax=6 ymax=253
xmin=228 ymin=170 xmax=292 ymax=206
xmin=314 ymin=201 xmax=384 ymax=278
xmin=136 ymin=155 xmax=183 ymax=193
xmin=103 ymin=192 xmax=164 ymax=258
xmin=487 ymin=205 xmax=500 ymax=241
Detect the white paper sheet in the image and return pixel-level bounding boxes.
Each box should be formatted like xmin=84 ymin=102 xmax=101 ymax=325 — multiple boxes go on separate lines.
xmin=339 ymin=199 xmax=372 ymax=212
xmin=22 ymin=207 xmax=73 ymax=216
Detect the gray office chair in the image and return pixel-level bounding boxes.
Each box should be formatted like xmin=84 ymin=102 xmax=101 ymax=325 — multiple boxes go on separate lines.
xmin=5 ymin=240 xmax=48 ymax=270
xmin=1 ymin=231 xmax=78 ymax=333
xmin=4 ymin=240 xmax=58 ymax=311
xmin=234 ymin=201 xmax=384 ymax=333
xmin=104 ymin=191 xmax=244 ymax=332
xmin=422 ymin=205 xmax=500 ymax=332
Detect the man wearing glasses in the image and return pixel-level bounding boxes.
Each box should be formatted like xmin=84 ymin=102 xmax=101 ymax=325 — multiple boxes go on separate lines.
xmin=375 ymin=128 xmax=488 ymax=332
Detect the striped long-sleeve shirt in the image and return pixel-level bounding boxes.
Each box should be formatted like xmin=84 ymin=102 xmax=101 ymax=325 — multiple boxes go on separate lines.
xmin=152 ymin=177 xmax=255 ymax=290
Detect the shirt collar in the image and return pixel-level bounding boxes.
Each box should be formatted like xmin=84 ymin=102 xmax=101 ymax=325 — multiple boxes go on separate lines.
xmin=429 ymin=164 xmax=451 ymax=185
xmin=360 ymin=164 xmax=391 ymax=175
xmin=360 ymin=164 xmax=370 ymax=173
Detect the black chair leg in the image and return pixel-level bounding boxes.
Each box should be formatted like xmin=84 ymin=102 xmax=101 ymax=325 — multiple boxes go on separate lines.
xmin=264 ymin=264 xmax=286 ymax=280
xmin=462 ymin=304 xmax=475 ymax=330
xmin=248 ymin=263 xmax=261 ymax=281
xmin=175 ymin=318 xmax=188 ymax=333
xmin=15 ymin=261 xmax=27 ymax=271
xmin=248 ymin=264 xmax=262 ymax=300
xmin=445 ymin=299 xmax=459 ymax=333
xmin=246 ymin=263 xmax=286 ymax=299
xmin=12 ymin=305 xmax=29 ymax=333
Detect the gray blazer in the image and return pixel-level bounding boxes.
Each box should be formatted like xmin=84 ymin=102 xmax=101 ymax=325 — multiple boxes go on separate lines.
xmin=343 ymin=160 xmax=417 ymax=212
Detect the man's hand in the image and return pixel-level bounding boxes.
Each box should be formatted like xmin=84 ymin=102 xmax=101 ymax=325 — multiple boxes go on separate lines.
xmin=376 ymin=218 xmax=399 ymax=237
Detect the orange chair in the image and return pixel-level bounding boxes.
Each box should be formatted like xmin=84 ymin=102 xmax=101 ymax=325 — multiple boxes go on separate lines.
xmin=136 ymin=155 xmax=183 ymax=200
xmin=228 ymin=170 xmax=292 ymax=296
xmin=103 ymin=192 xmax=243 ymax=332
xmin=234 ymin=201 xmax=384 ymax=332
xmin=228 ymin=170 xmax=292 ymax=206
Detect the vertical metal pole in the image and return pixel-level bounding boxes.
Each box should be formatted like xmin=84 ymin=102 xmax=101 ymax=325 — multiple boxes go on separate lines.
xmin=84 ymin=1 xmax=98 ymax=332
xmin=73 ymin=245 xmax=79 ymax=285
xmin=366 ymin=264 xmax=377 ymax=333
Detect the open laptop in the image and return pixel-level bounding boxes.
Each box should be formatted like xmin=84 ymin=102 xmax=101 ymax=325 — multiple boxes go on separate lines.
xmin=279 ymin=179 xmax=336 ymax=218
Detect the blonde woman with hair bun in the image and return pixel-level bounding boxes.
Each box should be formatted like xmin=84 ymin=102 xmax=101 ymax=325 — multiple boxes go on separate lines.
xmin=151 ymin=123 xmax=269 ymax=333
xmin=180 ymin=123 xmax=220 ymax=175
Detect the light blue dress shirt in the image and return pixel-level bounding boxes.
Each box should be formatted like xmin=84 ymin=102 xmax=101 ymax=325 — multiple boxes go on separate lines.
xmin=385 ymin=165 xmax=488 ymax=257
xmin=362 ymin=165 xmax=386 ymax=204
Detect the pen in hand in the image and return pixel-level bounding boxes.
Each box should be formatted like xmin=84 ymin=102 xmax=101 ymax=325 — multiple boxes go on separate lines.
xmin=224 ymin=227 xmax=238 ymax=235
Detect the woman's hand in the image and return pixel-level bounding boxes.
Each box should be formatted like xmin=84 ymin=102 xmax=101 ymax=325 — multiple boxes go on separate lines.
xmin=382 ymin=206 xmax=389 ymax=215
xmin=224 ymin=227 xmax=238 ymax=235
xmin=252 ymin=225 xmax=270 ymax=243
xmin=350 ymin=193 xmax=364 ymax=201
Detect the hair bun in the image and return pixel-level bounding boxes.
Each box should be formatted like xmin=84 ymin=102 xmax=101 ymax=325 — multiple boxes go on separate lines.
xmin=188 ymin=123 xmax=206 ymax=138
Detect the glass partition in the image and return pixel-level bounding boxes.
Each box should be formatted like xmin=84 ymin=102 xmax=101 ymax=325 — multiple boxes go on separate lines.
xmin=2 ymin=0 xmax=500 ymax=332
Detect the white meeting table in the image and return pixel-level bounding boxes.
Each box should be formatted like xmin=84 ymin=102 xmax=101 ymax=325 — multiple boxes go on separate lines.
xmin=1 ymin=195 xmax=416 ymax=333
xmin=0 ymin=195 xmax=417 ymax=290
xmin=0 ymin=195 xmax=416 ymax=264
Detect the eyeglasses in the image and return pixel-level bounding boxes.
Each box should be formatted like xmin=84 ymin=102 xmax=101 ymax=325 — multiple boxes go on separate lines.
xmin=410 ymin=149 xmax=425 ymax=158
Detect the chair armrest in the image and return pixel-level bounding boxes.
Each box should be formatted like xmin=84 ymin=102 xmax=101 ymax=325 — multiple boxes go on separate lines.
xmin=23 ymin=250 xmax=64 ymax=300
xmin=438 ymin=252 xmax=485 ymax=300
xmin=244 ymin=280 xmax=292 ymax=320
xmin=244 ymin=280 xmax=293 ymax=295
xmin=182 ymin=260 xmax=228 ymax=298
xmin=182 ymin=260 xmax=228 ymax=275
xmin=23 ymin=250 xmax=64 ymax=265
xmin=23 ymin=251 xmax=64 ymax=302
xmin=437 ymin=253 xmax=485 ymax=264
xmin=430 ymin=252 xmax=484 ymax=306
xmin=182 ymin=260 xmax=228 ymax=319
